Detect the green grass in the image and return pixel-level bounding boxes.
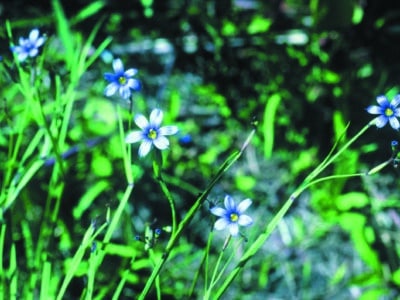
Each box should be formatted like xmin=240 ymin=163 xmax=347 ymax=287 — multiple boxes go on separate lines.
xmin=1 ymin=1 xmax=400 ymax=299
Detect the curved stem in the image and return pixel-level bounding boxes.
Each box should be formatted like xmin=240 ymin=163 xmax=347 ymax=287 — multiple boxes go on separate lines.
xmin=138 ymin=129 xmax=255 ymax=300
xmin=215 ymin=123 xmax=374 ymax=298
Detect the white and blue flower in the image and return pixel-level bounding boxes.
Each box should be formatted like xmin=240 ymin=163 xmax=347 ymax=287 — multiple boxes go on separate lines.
xmin=125 ymin=108 xmax=179 ymax=157
xmin=11 ymin=29 xmax=46 ymax=61
xmin=210 ymin=195 xmax=253 ymax=237
xmin=104 ymin=58 xmax=140 ymax=99
xmin=367 ymin=95 xmax=400 ymax=130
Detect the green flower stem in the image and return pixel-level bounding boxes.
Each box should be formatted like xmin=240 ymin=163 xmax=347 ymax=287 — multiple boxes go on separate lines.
xmin=305 ymin=122 xmax=372 ymax=184
xmin=138 ymin=129 xmax=256 ymax=300
xmin=215 ymin=122 xmax=373 ymax=298
xmin=117 ymin=105 xmax=133 ymax=184
xmin=204 ymin=245 xmax=225 ymax=300
xmin=189 ymin=231 xmax=213 ymax=299
xmin=205 ymin=236 xmax=240 ymax=299
xmin=149 ymin=249 xmax=162 ymax=299
xmin=102 ymin=184 xmax=134 ymax=248
xmin=153 ymin=156 xmax=177 ymax=237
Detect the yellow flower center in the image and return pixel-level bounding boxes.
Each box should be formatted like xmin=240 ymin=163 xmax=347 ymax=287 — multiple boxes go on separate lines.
xmin=385 ymin=108 xmax=394 ymax=117
xmin=230 ymin=213 xmax=239 ymax=222
xmin=147 ymin=129 xmax=158 ymax=140
xmin=118 ymin=76 xmax=127 ymax=85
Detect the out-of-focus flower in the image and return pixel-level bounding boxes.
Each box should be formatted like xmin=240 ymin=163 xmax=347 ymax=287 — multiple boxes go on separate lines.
xmin=178 ymin=134 xmax=193 ymax=147
xmin=210 ymin=195 xmax=253 ymax=237
xmin=11 ymin=29 xmax=46 ymax=61
xmin=104 ymin=58 xmax=140 ymax=99
xmin=366 ymin=95 xmax=400 ymax=130
xmin=125 ymin=108 xmax=179 ymax=157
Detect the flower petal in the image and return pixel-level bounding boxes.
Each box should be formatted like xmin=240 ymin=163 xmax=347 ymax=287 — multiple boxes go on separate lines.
xmin=104 ymin=73 xmax=116 ymax=82
xmin=126 ymin=78 xmax=141 ymax=91
xmin=214 ymin=218 xmax=229 ymax=231
xmin=237 ymin=198 xmax=252 ymax=213
xmin=238 ymin=214 xmax=253 ymax=227
xmin=377 ymin=95 xmax=389 ymax=106
xmin=119 ymin=85 xmax=132 ymax=99
xmin=35 ymin=37 xmax=46 ymax=47
xmin=18 ymin=52 xmax=28 ymax=62
xmin=29 ymin=29 xmax=39 ymax=41
xmin=228 ymin=223 xmax=239 ymax=236
xmin=113 ymin=58 xmax=124 ymax=73
xmin=125 ymin=68 xmax=138 ymax=77
xmin=134 ymin=114 xmax=149 ymax=129
xmin=374 ymin=115 xmax=388 ymax=128
xmin=389 ymin=117 xmax=400 ymax=130
xmin=125 ymin=131 xmax=144 ymax=144
xmin=138 ymin=140 xmax=153 ymax=157
xmin=210 ymin=207 xmax=226 ymax=217
xmin=392 ymin=95 xmax=400 ymax=107
xmin=29 ymin=48 xmax=39 ymax=57
xmin=149 ymin=109 xmax=163 ymax=127
xmin=104 ymin=83 xmax=119 ymax=96
xmin=224 ymin=195 xmax=235 ymax=211
xmin=153 ymin=136 xmax=170 ymax=150
xmin=366 ymin=105 xmax=382 ymax=115
xmin=159 ymin=125 xmax=179 ymax=136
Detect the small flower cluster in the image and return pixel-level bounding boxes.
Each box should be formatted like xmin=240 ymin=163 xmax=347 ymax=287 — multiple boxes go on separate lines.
xmin=102 ymin=57 xmax=253 ymax=238
xmin=103 ymin=58 xmax=178 ymax=158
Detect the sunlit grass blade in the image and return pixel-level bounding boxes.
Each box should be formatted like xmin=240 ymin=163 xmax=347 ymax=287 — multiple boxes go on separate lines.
xmin=8 ymin=244 xmax=17 ymax=300
xmin=263 ymin=93 xmax=281 ymax=158
xmin=84 ymin=35 xmax=113 ymax=70
xmin=21 ymin=220 xmax=34 ymax=295
xmin=73 ymin=180 xmax=110 ymax=220
xmin=40 ymin=261 xmax=52 ymax=300
xmin=52 ymin=0 xmax=74 ymax=68
xmin=0 ymin=224 xmax=5 ymax=297
xmin=85 ymin=245 xmax=98 ymax=300
xmin=56 ymin=222 xmax=108 ymax=300
xmin=70 ymin=1 xmax=105 ymax=25
xmin=3 ymin=160 xmax=44 ymax=210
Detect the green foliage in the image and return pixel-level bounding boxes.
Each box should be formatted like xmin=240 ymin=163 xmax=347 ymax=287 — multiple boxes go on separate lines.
xmin=2 ymin=0 xmax=400 ymax=299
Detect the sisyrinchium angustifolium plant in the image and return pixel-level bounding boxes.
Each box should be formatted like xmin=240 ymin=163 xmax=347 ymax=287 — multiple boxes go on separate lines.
xmin=1 ymin=1 xmax=400 ymax=299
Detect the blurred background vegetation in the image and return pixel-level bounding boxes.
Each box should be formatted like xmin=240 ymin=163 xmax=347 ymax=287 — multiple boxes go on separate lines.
xmin=1 ymin=0 xmax=400 ymax=299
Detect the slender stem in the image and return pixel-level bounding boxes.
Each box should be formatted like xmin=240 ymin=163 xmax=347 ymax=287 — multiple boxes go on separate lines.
xmin=215 ymin=122 xmax=374 ymax=298
xmin=153 ymin=158 xmax=177 ymax=236
xmin=189 ymin=230 xmax=212 ymax=299
xmin=138 ymin=129 xmax=255 ymax=299
xmin=304 ymin=122 xmax=371 ymax=185
xmin=204 ymin=246 xmax=225 ymax=300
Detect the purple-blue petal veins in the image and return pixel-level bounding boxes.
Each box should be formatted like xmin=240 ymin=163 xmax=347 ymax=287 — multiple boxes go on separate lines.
xmin=367 ymin=94 xmax=400 ymax=130
xmin=104 ymin=58 xmax=141 ymax=99
xmin=125 ymin=109 xmax=178 ymax=157
xmin=210 ymin=195 xmax=253 ymax=236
